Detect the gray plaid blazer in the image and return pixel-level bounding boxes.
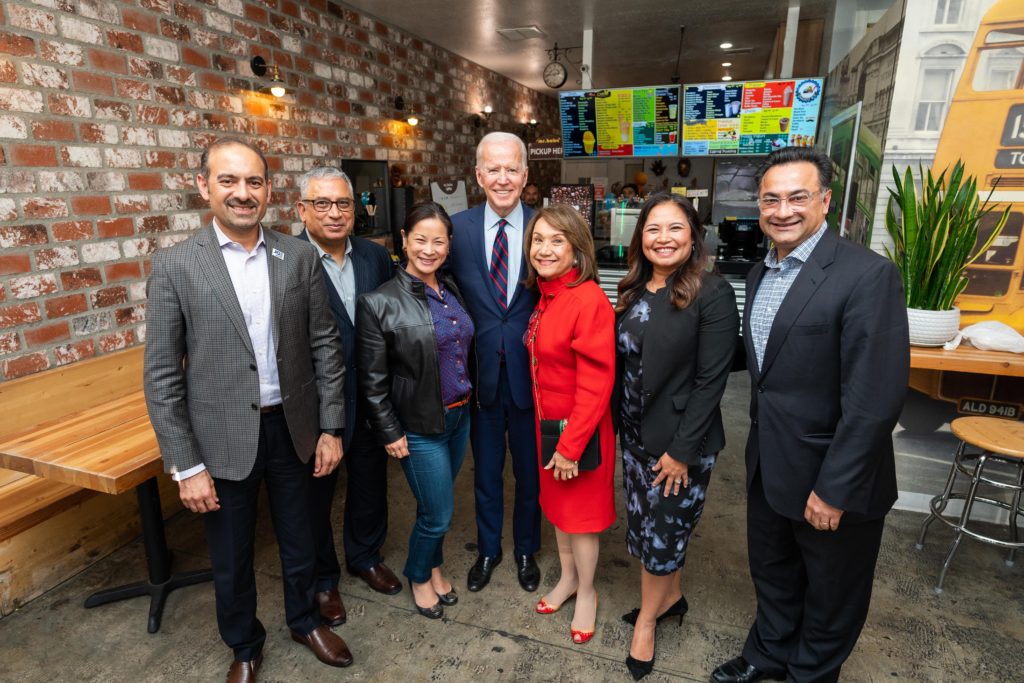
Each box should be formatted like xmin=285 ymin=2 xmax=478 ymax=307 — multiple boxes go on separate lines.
xmin=144 ymin=224 xmax=345 ymax=481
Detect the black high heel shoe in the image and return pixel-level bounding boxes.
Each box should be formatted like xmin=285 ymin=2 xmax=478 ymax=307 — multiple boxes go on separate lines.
xmin=625 ymin=654 xmax=654 ymax=681
xmin=408 ymin=580 xmax=443 ymax=619
xmin=436 ymin=587 xmax=458 ymax=606
xmin=621 ymin=594 xmax=688 ymax=626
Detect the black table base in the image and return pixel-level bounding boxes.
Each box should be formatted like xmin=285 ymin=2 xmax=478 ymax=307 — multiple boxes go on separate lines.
xmin=83 ymin=477 xmax=212 ymax=633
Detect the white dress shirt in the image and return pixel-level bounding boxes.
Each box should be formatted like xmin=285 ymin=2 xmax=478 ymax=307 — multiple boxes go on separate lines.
xmin=483 ymin=202 xmax=524 ymax=306
xmin=173 ymin=220 xmax=281 ymax=482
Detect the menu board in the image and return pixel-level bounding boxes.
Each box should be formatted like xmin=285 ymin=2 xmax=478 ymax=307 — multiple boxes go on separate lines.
xmin=682 ymin=78 xmax=824 ymax=156
xmin=560 ymin=86 xmax=680 ymax=158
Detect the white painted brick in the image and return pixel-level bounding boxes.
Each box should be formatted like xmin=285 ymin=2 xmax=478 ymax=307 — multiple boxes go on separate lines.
xmin=105 ymin=149 xmax=143 ymax=168
xmin=42 ymin=41 xmax=83 ymax=66
xmin=62 ymin=146 xmax=102 ymax=167
xmin=122 ymin=238 xmax=156 ymax=258
xmin=203 ymin=9 xmax=232 ymax=33
xmin=225 ymin=96 xmax=242 ymax=114
xmin=124 ymin=127 xmax=157 ymax=146
xmin=87 ymin=171 xmax=126 ymax=191
xmin=85 ymin=123 xmax=118 ymax=144
xmin=38 ymin=171 xmax=84 ymax=192
xmin=76 ymin=0 xmax=120 ymax=24
xmin=150 ymin=194 xmax=184 ymax=211
xmin=217 ymin=0 xmax=244 ymax=17
xmin=157 ymin=129 xmax=191 ymax=148
xmin=282 ymin=35 xmax=301 ymax=54
xmin=0 ymin=116 xmax=27 ymax=139
xmin=0 ymin=198 xmax=16 ymax=221
xmin=171 ymin=214 xmax=201 ymax=232
xmin=81 ymin=241 xmax=121 ymax=263
xmin=36 ymin=246 xmax=78 ymax=269
xmin=21 ymin=63 xmax=68 ymax=89
xmin=142 ymin=36 xmax=179 ymax=62
xmin=136 ymin=324 xmax=146 ymax=343
xmin=158 ymin=234 xmax=190 ymax=248
xmin=0 ymin=87 xmax=44 ymax=113
xmin=128 ymin=281 xmax=147 ymax=300
xmin=282 ymin=157 xmax=303 ymax=172
xmin=59 ymin=16 xmax=102 ymax=44
xmin=9 ymin=273 xmax=58 ymax=299
xmin=314 ymin=62 xmax=332 ymax=79
xmin=9 ymin=6 xmax=57 ymax=34
xmin=55 ymin=95 xmax=91 ymax=117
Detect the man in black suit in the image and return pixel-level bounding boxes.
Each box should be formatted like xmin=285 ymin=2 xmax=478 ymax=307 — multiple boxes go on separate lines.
xmin=711 ymin=147 xmax=909 ymax=683
xmin=296 ymin=167 xmax=399 ymax=625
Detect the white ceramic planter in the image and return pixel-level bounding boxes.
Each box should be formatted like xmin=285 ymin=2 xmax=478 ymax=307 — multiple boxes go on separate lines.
xmin=907 ymin=307 xmax=961 ymax=347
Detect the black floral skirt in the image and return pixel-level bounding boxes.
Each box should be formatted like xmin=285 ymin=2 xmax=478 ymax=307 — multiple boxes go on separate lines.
xmin=622 ymin=445 xmax=718 ymax=576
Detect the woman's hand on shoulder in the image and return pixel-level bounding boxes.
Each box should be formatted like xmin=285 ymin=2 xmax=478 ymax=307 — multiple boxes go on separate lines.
xmin=651 ymin=453 xmax=688 ymax=497
xmin=544 ymin=451 xmax=579 ymax=481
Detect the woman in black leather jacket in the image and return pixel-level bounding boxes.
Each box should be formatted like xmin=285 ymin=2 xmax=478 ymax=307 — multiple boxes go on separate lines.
xmin=356 ymin=201 xmax=474 ymax=620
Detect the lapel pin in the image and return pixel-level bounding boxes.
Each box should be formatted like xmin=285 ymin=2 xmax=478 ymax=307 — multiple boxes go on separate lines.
xmin=272 ymin=248 xmax=284 ymax=260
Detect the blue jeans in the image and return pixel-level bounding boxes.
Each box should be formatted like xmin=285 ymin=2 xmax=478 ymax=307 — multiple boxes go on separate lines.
xmin=401 ymin=404 xmax=471 ymax=583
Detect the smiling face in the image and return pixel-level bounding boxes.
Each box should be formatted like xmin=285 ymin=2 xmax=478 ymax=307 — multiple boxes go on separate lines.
xmin=475 ymin=138 xmax=528 ymax=218
xmin=196 ymin=143 xmax=270 ymax=236
xmin=641 ymin=201 xmax=692 ymax=276
xmin=403 ymin=217 xmax=450 ymax=281
xmin=297 ymin=176 xmax=355 ymax=250
xmin=758 ymin=160 xmax=830 ymax=260
xmin=529 ymin=217 xmax=575 ymax=281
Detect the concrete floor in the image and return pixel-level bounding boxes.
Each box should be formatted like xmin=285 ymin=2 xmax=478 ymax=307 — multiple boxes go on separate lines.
xmin=2 ymin=372 xmax=1023 ymax=682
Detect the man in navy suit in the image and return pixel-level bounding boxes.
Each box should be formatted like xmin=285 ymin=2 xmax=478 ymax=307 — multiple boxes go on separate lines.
xmin=711 ymin=148 xmax=909 ymax=683
xmin=449 ymin=132 xmax=541 ymax=592
xmin=296 ymin=167 xmax=399 ymax=624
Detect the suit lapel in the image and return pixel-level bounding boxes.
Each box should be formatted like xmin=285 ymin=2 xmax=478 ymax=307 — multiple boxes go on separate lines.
xmin=195 ymin=225 xmax=254 ymax=356
xmin=758 ymin=232 xmax=836 ymax=377
xmin=265 ymin=228 xmax=285 ymax=352
xmin=468 ymin=206 xmax=494 ymax=300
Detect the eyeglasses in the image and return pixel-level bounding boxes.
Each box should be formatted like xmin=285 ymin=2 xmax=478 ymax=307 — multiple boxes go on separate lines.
xmin=481 ymin=166 xmax=523 ymax=180
xmin=301 ymin=198 xmax=355 ymax=213
xmin=757 ymin=190 xmax=822 ymax=211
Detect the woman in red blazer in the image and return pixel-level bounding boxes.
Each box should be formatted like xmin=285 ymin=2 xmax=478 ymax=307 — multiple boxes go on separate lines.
xmin=523 ymin=205 xmax=616 ymax=645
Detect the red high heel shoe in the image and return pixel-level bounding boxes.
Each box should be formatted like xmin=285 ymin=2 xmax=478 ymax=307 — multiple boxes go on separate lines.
xmin=536 ymin=592 xmax=576 ymax=615
xmin=570 ymin=593 xmax=598 ymax=644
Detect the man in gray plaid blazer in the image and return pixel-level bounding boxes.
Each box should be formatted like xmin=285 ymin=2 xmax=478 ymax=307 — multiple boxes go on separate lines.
xmin=144 ymin=138 xmax=353 ymax=682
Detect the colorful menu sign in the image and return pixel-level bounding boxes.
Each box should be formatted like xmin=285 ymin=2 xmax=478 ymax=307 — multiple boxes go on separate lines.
xmin=682 ymin=78 xmax=824 ymax=156
xmin=559 ymin=86 xmax=680 ymax=158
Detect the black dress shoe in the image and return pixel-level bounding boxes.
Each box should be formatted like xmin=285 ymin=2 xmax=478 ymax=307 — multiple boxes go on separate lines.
xmin=622 ymin=594 xmax=688 ymax=626
xmin=467 ymin=553 xmax=502 ymax=592
xmin=408 ymin=580 xmax=443 ymax=619
xmin=515 ymin=554 xmax=540 ymax=592
xmin=625 ymin=653 xmax=654 ymax=681
xmin=710 ymin=656 xmax=785 ymax=683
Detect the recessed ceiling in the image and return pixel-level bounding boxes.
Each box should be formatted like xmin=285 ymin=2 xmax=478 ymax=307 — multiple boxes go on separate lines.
xmin=342 ymin=0 xmax=836 ymax=94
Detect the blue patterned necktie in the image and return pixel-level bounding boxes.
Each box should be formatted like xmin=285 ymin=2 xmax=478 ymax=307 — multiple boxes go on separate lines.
xmin=489 ymin=218 xmax=509 ymax=310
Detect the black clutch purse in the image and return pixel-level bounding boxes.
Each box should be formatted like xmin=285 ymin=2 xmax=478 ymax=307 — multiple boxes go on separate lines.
xmin=539 ymin=418 xmax=601 ymax=471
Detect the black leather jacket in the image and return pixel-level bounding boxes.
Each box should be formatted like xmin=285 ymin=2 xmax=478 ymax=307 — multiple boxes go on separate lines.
xmin=356 ymin=268 xmax=469 ymax=443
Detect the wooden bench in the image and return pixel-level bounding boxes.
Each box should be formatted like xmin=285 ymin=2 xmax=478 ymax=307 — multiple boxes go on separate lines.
xmin=0 ymin=347 xmax=186 ymax=619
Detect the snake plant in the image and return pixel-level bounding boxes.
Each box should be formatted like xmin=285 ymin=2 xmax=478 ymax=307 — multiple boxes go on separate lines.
xmin=884 ymin=161 xmax=1009 ymax=311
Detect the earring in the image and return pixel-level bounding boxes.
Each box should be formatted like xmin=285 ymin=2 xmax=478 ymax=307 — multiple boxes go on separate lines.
xmin=573 ymin=255 xmax=580 ymax=267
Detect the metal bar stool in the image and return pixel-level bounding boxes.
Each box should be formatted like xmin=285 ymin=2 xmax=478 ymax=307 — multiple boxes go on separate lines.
xmin=915 ymin=416 xmax=1024 ymax=593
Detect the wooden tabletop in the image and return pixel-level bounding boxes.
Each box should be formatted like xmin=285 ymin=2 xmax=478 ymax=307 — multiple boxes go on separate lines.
xmin=910 ymin=346 xmax=1024 ymax=377
xmin=0 ymin=391 xmax=162 ymax=496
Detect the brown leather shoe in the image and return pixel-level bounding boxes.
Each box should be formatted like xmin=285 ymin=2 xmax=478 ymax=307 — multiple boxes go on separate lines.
xmin=354 ymin=562 xmax=402 ymax=595
xmin=315 ymin=588 xmax=347 ymax=626
xmin=226 ymin=653 xmax=262 ymax=683
xmin=291 ymin=625 xmax=353 ymax=667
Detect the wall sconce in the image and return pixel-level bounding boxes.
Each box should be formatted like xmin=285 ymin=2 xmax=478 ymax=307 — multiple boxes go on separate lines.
xmin=471 ymin=104 xmax=493 ymax=128
xmin=394 ymin=95 xmax=419 ymax=126
xmin=250 ymin=56 xmax=287 ymax=98
xmin=519 ymin=118 xmax=539 ymax=141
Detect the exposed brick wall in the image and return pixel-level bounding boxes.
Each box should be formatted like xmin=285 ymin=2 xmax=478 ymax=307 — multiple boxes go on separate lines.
xmin=0 ymin=0 xmax=560 ymax=380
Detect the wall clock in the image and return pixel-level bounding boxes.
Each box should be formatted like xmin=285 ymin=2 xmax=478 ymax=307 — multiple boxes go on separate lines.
xmin=543 ymin=61 xmax=568 ymax=89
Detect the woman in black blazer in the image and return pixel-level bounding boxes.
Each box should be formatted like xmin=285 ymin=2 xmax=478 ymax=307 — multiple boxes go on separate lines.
xmin=613 ymin=193 xmax=739 ymax=679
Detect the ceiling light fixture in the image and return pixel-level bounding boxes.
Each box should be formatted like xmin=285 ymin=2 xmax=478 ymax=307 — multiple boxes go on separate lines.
xmin=719 ymin=42 xmax=733 ymax=49
xmin=722 ymin=75 xmax=733 ymax=81
xmin=722 ymin=62 xmax=732 ymax=67
xmin=250 ymin=56 xmax=287 ymax=98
